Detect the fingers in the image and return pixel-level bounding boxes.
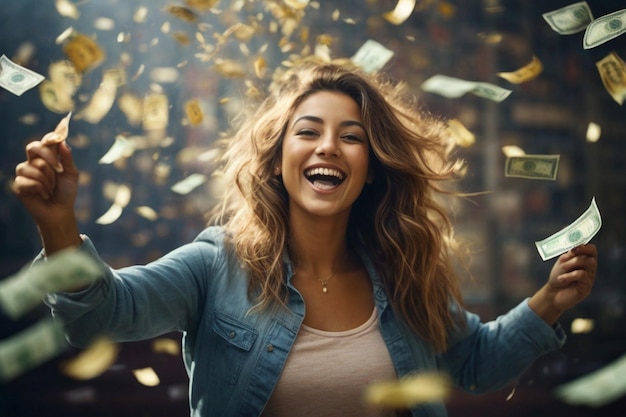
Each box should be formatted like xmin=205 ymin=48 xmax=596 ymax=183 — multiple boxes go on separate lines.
xmin=557 ymin=244 xmax=597 ymax=265
xmin=12 ymin=175 xmax=51 ymax=201
xmin=58 ymin=141 xmax=77 ymax=175
xmin=571 ymin=243 xmax=597 ymax=258
xmin=556 ymin=244 xmax=597 ymax=285
xmin=13 ymin=158 xmax=57 ymax=200
xmin=564 ymin=245 xmax=596 ymax=271
xmin=555 ymin=269 xmax=595 ymax=292
xmin=25 ymin=141 xmax=64 ymax=173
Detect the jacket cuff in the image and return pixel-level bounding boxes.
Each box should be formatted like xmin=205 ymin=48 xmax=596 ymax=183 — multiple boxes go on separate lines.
xmin=42 ymin=236 xmax=110 ymax=320
xmin=504 ymin=298 xmax=567 ymax=353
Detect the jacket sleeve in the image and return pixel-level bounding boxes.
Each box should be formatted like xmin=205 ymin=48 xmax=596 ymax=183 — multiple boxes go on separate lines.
xmin=439 ymin=298 xmax=566 ymax=393
xmin=43 ymin=228 xmax=223 ymax=348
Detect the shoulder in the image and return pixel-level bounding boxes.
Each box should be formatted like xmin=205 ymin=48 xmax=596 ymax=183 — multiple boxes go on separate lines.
xmin=154 ymin=226 xmax=231 ymax=274
xmin=193 ymin=225 xmax=228 ymax=244
xmin=188 ymin=226 xmax=238 ymax=272
xmin=191 ymin=226 xmax=235 ymax=256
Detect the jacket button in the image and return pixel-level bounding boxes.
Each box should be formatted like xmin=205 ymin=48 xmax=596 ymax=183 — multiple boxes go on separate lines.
xmin=229 ymin=331 xmax=236 ymax=339
xmin=266 ymin=344 xmax=274 ymax=352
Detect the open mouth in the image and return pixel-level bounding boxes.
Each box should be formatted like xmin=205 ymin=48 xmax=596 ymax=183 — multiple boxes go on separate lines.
xmin=304 ymin=167 xmax=345 ymax=189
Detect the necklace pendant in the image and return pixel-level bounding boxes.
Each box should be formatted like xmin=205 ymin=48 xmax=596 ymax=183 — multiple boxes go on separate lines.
xmin=322 ymin=285 xmax=328 ymax=294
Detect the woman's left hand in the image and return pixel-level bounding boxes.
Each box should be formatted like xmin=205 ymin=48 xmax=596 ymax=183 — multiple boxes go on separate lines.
xmin=529 ymin=243 xmax=597 ymax=325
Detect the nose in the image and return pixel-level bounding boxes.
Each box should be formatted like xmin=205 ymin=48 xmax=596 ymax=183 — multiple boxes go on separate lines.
xmin=315 ymin=132 xmax=341 ymax=157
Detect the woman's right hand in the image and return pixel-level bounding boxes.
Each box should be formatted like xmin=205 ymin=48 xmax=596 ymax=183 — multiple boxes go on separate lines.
xmin=12 ymin=139 xmax=82 ymax=253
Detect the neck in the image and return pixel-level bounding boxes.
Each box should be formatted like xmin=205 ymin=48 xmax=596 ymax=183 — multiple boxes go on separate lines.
xmin=288 ymin=208 xmax=350 ymax=277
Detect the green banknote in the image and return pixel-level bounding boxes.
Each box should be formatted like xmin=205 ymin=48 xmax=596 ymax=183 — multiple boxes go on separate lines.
xmin=421 ymin=74 xmax=512 ymax=102
xmin=505 ymin=154 xmax=560 ymax=180
xmin=595 ymin=51 xmax=626 ymax=105
xmin=351 ymin=39 xmax=395 ymax=74
xmin=0 ymin=318 xmax=67 ymax=382
xmin=584 ymin=9 xmax=626 ymax=49
xmin=542 ymin=1 xmax=593 ymax=35
xmin=0 ymin=249 xmax=102 ymax=319
xmin=0 ymin=54 xmax=45 ymax=96
xmin=555 ymin=353 xmax=626 ymax=407
xmin=535 ymin=198 xmax=602 ymax=261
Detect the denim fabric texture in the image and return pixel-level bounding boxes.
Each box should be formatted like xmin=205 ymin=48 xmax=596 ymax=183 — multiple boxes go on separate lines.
xmin=43 ymin=226 xmax=566 ymax=417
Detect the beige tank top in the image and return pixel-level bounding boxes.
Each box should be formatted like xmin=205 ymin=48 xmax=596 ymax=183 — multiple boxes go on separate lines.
xmin=261 ymin=307 xmax=397 ymax=417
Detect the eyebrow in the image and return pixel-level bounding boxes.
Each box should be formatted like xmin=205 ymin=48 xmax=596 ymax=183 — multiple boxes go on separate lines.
xmin=291 ymin=115 xmax=365 ymax=130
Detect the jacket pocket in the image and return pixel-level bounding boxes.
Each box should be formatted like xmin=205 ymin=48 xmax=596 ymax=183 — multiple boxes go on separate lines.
xmin=209 ymin=312 xmax=258 ymax=385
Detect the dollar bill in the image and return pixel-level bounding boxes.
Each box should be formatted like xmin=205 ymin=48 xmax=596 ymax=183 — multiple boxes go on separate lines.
xmin=535 ymin=198 xmax=601 ymax=261
xmin=62 ymin=33 xmax=106 ymax=73
xmin=596 ymin=51 xmax=626 ymax=105
xmin=171 ymin=173 xmax=207 ymax=195
xmin=143 ymin=91 xmax=170 ymax=130
xmin=213 ymin=59 xmax=246 ymax=78
xmin=365 ymin=372 xmax=450 ymax=408
xmin=0 ymin=249 xmax=102 ymax=319
xmin=555 ymin=353 xmax=626 ymax=407
xmin=254 ymin=56 xmax=267 ymax=78
xmin=383 ymin=0 xmax=416 ymax=25
xmin=41 ymin=112 xmax=72 ymax=145
xmin=351 ymin=39 xmax=395 ymax=74
xmin=55 ymin=0 xmax=80 ymax=18
xmin=542 ymin=1 xmax=593 ymax=35
xmin=0 ymin=54 xmax=45 ymax=96
xmin=584 ymin=9 xmax=626 ymax=49
xmin=505 ymin=154 xmax=560 ymax=180
xmin=95 ymin=203 xmax=124 ymax=225
xmin=421 ymin=74 xmax=511 ymax=102
xmin=76 ymin=71 xmax=118 ymax=123
xmin=94 ymin=183 xmax=131 ymax=225
xmin=447 ymin=119 xmax=475 ymax=147
xmin=471 ymin=82 xmax=512 ymax=102
xmin=99 ymin=134 xmax=135 ymax=164
xmin=48 ymin=59 xmax=82 ymax=95
xmin=166 ymin=5 xmax=199 ymax=23
xmin=39 ymin=79 xmax=76 ymax=113
xmin=421 ymin=75 xmax=476 ymax=98
xmin=185 ymin=99 xmax=204 ymax=126
xmin=497 ymin=56 xmax=543 ymax=84
xmin=0 ymin=318 xmax=67 ymax=382
xmin=39 ymin=60 xmax=82 ymax=114
xmin=60 ymin=336 xmax=119 ymax=380
xmin=104 ymin=67 xmax=126 ymax=87
xmin=118 ymin=92 xmax=144 ymax=125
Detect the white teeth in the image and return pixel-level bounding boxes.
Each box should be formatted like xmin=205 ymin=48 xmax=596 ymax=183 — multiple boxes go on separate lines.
xmin=305 ymin=167 xmax=344 ymax=179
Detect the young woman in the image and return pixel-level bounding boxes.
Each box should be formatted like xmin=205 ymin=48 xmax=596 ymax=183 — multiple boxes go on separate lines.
xmin=12 ymin=62 xmax=597 ymax=417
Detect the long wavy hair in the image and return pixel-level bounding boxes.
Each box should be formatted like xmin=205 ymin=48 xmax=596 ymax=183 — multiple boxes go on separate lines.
xmin=211 ymin=62 xmax=466 ymax=352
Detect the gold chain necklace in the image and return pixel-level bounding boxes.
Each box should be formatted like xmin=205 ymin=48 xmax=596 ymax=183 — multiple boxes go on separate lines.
xmin=297 ymin=251 xmax=348 ymax=294
xmin=296 ymin=269 xmax=337 ymax=294
xmin=317 ymin=271 xmax=336 ymax=294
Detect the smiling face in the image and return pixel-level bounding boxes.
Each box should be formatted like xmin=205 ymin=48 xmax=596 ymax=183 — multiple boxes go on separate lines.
xmin=280 ymin=90 xmax=371 ymax=222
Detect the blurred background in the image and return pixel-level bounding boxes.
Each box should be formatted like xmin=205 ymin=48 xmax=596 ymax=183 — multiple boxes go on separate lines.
xmin=1 ymin=0 xmax=625 ymax=416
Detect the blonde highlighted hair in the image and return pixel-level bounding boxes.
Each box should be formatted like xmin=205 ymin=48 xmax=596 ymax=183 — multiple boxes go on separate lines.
xmin=212 ymin=62 xmax=465 ymax=352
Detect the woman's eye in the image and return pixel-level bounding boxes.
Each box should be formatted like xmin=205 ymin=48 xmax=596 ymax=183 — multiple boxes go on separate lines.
xmin=297 ymin=129 xmax=317 ymax=137
xmin=342 ymin=134 xmax=363 ymax=142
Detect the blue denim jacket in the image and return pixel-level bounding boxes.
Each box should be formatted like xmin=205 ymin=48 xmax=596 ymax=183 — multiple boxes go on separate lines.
xmin=45 ymin=226 xmax=565 ymax=417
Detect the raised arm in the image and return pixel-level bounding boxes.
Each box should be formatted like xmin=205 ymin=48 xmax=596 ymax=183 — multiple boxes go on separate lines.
xmin=11 ymin=138 xmax=82 ymax=255
xmin=442 ymin=244 xmax=597 ymax=393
